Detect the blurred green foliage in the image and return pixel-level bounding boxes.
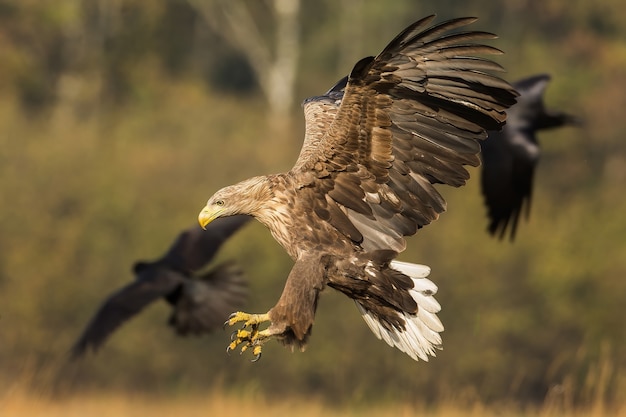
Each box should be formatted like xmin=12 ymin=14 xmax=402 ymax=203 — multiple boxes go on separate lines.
xmin=1 ymin=0 xmax=625 ymax=408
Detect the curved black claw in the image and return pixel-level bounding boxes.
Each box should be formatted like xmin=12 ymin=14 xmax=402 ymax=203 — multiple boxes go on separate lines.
xmin=251 ymin=352 xmax=262 ymax=363
xmin=226 ymin=345 xmax=232 ymax=355
xmin=223 ymin=312 xmax=239 ymax=329
xmin=230 ymin=330 xmax=239 ymax=342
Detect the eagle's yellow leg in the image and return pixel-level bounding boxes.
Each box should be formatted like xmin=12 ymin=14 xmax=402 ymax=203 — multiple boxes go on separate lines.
xmin=225 ymin=312 xmax=271 ymax=361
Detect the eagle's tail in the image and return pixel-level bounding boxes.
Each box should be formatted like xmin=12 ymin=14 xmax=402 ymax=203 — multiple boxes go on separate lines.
xmin=355 ymin=260 xmax=443 ymax=362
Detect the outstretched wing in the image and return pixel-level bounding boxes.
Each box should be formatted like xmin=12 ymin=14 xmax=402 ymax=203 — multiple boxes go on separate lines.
xmin=293 ymin=16 xmax=518 ymax=253
xmin=161 ymin=215 xmax=251 ymax=272
xmin=70 ymin=269 xmax=183 ymax=358
xmin=170 ymin=261 xmax=248 ymax=335
xmin=510 ymin=74 xmax=551 ymax=121
xmin=293 ymin=77 xmax=347 ymax=171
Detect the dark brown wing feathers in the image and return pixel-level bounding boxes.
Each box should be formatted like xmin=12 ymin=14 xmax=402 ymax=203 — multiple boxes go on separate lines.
xmin=324 ymin=194 xmax=364 ymax=243
xmin=328 ymin=174 xmax=373 ymax=216
xmin=295 ymin=16 xmax=518 ymax=252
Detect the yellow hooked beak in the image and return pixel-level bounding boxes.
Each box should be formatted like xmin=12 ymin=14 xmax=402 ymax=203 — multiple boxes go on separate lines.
xmin=198 ymin=205 xmax=220 ymax=230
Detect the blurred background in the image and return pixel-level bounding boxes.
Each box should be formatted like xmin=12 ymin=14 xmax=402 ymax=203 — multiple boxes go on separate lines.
xmin=1 ymin=0 xmax=625 ymax=411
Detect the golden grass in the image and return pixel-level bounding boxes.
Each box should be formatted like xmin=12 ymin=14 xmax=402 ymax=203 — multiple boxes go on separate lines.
xmin=1 ymin=387 xmax=625 ymax=417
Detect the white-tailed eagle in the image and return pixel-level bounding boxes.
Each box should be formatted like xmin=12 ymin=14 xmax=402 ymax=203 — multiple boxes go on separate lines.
xmin=198 ymin=16 xmax=518 ymax=361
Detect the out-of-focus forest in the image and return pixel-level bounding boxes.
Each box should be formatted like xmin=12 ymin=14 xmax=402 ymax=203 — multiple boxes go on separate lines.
xmin=1 ymin=0 xmax=625 ymax=410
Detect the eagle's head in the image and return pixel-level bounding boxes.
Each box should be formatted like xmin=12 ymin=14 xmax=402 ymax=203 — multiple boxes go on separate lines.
xmin=198 ymin=176 xmax=272 ymax=229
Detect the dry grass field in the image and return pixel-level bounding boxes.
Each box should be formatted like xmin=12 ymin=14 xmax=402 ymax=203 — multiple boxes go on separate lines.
xmin=2 ymin=386 xmax=625 ymax=417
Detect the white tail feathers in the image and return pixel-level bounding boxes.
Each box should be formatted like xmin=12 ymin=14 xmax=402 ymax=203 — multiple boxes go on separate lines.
xmin=356 ymin=260 xmax=443 ymax=362
xmin=390 ymin=260 xmax=431 ymax=278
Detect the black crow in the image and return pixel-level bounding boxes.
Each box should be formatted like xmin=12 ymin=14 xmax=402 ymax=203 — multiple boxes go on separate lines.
xmin=71 ymin=215 xmax=250 ymax=358
xmin=481 ymin=74 xmax=581 ymax=240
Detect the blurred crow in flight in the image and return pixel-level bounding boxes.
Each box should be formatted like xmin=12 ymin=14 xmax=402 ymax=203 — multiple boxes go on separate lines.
xmin=71 ymin=215 xmax=250 ymax=358
xmin=480 ymin=74 xmax=581 ymax=240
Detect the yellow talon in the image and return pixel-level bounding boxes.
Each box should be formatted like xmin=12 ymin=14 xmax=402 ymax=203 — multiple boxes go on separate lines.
xmin=224 ymin=311 xmax=271 ymax=361
xmin=252 ymin=344 xmax=263 ymax=361
xmin=236 ymin=329 xmax=253 ymax=339
xmin=226 ymin=312 xmax=271 ymax=327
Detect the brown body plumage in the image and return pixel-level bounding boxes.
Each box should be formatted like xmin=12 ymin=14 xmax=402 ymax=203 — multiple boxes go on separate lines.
xmin=199 ymin=15 xmax=518 ymax=361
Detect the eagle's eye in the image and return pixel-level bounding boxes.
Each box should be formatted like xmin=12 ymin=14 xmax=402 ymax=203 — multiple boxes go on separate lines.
xmin=215 ymin=199 xmax=225 ymax=207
